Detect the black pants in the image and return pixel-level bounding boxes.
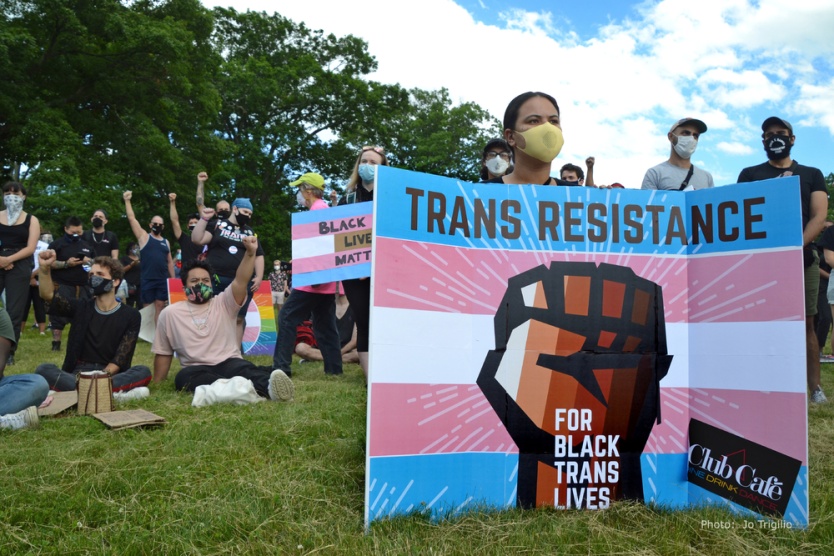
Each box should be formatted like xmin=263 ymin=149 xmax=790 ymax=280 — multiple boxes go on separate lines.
xmin=175 ymin=357 xmax=272 ymax=398
xmin=0 ymin=256 xmax=34 ymax=353
xmin=816 ymin=278 xmax=831 ymax=349
xmin=342 ymin=278 xmax=370 ymax=352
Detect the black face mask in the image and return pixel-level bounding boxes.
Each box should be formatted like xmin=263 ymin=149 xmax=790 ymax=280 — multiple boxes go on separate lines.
xmin=66 ymin=232 xmax=80 ymax=243
xmin=235 ymin=213 xmax=251 ymax=227
xmin=151 ymin=224 xmax=163 ymax=235
xmin=92 ymin=217 xmax=104 ymax=228
xmin=217 ymin=210 xmax=231 ymax=220
xmin=765 ymin=135 xmax=792 ymax=160
xmin=188 ymin=224 xmax=196 ymax=232
xmin=87 ymin=274 xmax=114 ymax=297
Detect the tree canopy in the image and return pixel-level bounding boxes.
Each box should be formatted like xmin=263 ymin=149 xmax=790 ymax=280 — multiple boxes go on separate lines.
xmin=1 ymin=1 xmax=500 ymax=259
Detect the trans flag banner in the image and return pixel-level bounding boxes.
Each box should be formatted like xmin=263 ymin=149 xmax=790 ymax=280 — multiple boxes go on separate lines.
xmin=291 ymin=202 xmax=373 ymax=288
xmin=364 ymin=166 xmax=808 ymax=528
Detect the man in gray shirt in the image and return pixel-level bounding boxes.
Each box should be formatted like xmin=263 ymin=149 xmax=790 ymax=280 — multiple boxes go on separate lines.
xmin=642 ymin=117 xmax=714 ymax=191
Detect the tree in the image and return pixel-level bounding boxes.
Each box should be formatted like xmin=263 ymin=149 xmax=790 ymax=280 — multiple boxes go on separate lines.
xmin=0 ymin=0 xmax=224 ymax=238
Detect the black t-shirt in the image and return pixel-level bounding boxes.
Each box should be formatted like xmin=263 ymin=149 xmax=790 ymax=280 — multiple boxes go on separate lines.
xmin=176 ymin=230 xmax=203 ymax=263
xmin=78 ymin=303 xmax=141 ymax=366
xmin=82 ymin=230 xmax=119 ymax=258
xmin=485 ymin=176 xmax=570 ymax=185
xmin=817 ymin=227 xmax=834 ymax=274
xmin=205 ymin=219 xmax=265 ymax=277
xmin=737 ymin=161 xmax=827 ymax=231
xmin=119 ymin=256 xmax=141 ymax=287
xmin=48 ymin=236 xmax=95 ymax=286
xmin=339 ymin=185 xmax=374 ymax=205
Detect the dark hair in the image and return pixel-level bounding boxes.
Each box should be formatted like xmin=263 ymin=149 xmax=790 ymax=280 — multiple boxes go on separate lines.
xmin=502 ymin=92 xmax=560 ymax=131
xmin=186 ymin=212 xmax=199 ymax=222
xmin=125 ymin=241 xmax=139 ymax=253
xmin=2 ymin=182 xmax=26 ymax=195
xmin=480 ymin=139 xmax=513 ymax=181
xmin=92 ymin=256 xmax=124 ymax=283
xmin=64 ymin=216 xmax=83 ymax=228
xmin=181 ymin=258 xmax=215 ymax=286
xmin=93 ymin=208 xmax=108 ymax=219
xmin=560 ymin=163 xmax=584 ymax=181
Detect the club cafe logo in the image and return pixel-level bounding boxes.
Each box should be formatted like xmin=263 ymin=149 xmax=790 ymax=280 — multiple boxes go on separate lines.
xmin=688 ymin=443 xmax=783 ymax=505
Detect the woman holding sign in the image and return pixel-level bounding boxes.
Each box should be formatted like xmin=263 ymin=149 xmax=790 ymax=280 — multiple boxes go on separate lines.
xmin=339 ymin=146 xmax=389 ymax=377
xmin=486 ymin=92 xmax=565 ymax=186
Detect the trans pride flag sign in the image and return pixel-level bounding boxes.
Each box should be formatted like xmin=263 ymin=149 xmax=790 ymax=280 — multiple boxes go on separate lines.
xmin=362 ymin=167 xmax=809 ymax=528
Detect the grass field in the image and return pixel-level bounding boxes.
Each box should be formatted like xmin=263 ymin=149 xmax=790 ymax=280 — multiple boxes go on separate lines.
xmin=2 ymin=323 xmax=834 ymax=555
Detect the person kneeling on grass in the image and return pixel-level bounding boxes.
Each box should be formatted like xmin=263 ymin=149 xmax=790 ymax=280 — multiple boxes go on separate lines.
xmin=0 ymin=308 xmax=49 ymax=430
xmin=152 ymin=235 xmax=294 ymax=402
xmin=35 ymin=252 xmax=152 ymax=393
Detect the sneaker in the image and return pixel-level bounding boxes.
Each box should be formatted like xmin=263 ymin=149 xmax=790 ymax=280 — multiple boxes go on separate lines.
xmin=268 ymin=369 xmax=294 ymax=402
xmin=0 ymin=406 xmax=40 ymax=430
xmin=811 ymin=388 xmax=828 ymax=404
xmin=820 ymin=354 xmax=834 ymax=363
xmin=113 ymin=387 xmax=150 ymax=402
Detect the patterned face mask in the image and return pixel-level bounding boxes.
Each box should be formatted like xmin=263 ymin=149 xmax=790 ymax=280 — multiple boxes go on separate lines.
xmin=87 ymin=274 xmax=114 ymax=296
xmin=185 ymin=283 xmax=214 ymax=304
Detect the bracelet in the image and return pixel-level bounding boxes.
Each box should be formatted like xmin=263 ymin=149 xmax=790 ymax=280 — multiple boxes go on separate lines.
xmin=201 ymin=216 xmax=210 ymax=221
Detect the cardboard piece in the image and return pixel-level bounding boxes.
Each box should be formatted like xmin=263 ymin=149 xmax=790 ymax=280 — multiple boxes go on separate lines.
xmin=37 ymin=391 xmax=78 ymax=417
xmin=93 ymin=409 xmax=166 ymax=430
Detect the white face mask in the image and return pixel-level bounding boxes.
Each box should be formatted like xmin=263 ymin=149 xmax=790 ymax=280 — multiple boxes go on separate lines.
xmin=296 ymin=190 xmax=307 ymax=208
xmin=485 ymin=157 xmax=510 ymax=176
xmin=274 ymin=266 xmax=280 ymax=272
xmin=673 ymin=135 xmax=697 ymax=159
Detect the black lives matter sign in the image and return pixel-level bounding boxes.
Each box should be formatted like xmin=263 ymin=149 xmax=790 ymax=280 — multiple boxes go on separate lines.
xmin=687 ymin=419 xmax=801 ymax=517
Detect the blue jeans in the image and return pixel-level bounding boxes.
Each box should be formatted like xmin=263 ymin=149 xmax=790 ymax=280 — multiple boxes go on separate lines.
xmin=0 ymin=374 xmax=49 ymax=415
xmin=35 ymin=362 xmax=152 ymax=392
xmin=273 ymin=289 xmax=342 ymax=375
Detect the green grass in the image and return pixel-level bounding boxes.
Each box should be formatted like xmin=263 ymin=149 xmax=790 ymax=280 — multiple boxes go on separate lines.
xmin=2 ymin=325 xmax=834 ymax=555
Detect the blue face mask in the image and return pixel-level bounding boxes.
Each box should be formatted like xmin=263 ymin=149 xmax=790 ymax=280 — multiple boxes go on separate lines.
xmin=358 ymin=164 xmax=376 ymax=183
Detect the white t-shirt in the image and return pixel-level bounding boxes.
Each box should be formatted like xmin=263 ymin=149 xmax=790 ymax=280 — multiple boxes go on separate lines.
xmin=152 ymin=286 xmax=243 ymax=367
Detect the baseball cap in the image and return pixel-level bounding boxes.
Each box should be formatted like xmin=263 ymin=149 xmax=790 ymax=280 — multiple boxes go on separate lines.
xmin=669 ymin=118 xmax=707 ymax=134
xmin=290 ymin=172 xmax=325 ymax=190
xmin=761 ymin=116 xmax=793 ymax=135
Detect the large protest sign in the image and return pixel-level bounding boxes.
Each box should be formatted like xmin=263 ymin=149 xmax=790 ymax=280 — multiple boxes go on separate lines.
xmin=362 ymin=167 xmax=808 ymax=528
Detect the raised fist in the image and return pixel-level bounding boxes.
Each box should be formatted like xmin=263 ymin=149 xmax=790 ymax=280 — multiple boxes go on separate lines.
xmin=123 ymin=191 xmax=133 ymax=201
xmin=168 ymin=192 xmax=177 ymax=202
xmin=197 ymin=172 xmax=208 ymax=182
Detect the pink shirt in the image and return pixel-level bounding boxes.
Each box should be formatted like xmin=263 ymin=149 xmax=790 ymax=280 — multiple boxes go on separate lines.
xmin=152 ymin=286 xmax=244 ymax=367
xmin=295 ymin=198 xmax=339 ymax=295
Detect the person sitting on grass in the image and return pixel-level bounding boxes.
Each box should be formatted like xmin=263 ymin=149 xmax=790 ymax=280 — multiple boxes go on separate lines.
xmin=35 ymin=252 xmax=152 ymax=393
xmin=152 ymin=235 xmax=294 ymax=402
xmin=295 ymin=294 xmax=359 ymax=365
xmin=0 ymin=308 xmax=49 ymax=430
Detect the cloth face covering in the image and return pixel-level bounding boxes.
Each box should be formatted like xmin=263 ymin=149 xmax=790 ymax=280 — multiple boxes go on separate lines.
xmin=515 ymin=123 xmax=564 ymax=163
xmin=3 ymin=195 xmax=23 ymax=225
xmin=185 ymin=283 xmax=213 ymax=304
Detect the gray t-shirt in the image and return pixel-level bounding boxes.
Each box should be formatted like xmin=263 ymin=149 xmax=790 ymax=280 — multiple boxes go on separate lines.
xmin=641 ymin=161 xmax=714 ymax=191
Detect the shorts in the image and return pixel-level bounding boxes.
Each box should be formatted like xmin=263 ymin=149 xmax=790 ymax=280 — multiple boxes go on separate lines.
xmin=140 ymin=280 xmax=169 ymax=304
xmin=806 ymin=249 xmax=819 ymax=317
xmin=295 ymin=320 xmax=317 ymax=348
xmin=272 ymin=291 xmax=284 ymax=305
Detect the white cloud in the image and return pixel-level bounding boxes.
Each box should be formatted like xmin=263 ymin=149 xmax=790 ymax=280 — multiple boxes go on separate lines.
xmin=201 ymin=0 xmax=834 ymax=185
xmin=716 ymin=142 xmax=755 ymax=155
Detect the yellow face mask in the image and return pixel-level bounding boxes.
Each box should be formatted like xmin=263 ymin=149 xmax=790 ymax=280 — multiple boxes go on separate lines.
xmin=515 ymin=122 xmax=564 ymax=163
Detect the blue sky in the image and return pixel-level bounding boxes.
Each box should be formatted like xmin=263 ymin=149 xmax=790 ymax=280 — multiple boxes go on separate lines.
xmin=202 ymin=0 xmax=834 ymax=187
